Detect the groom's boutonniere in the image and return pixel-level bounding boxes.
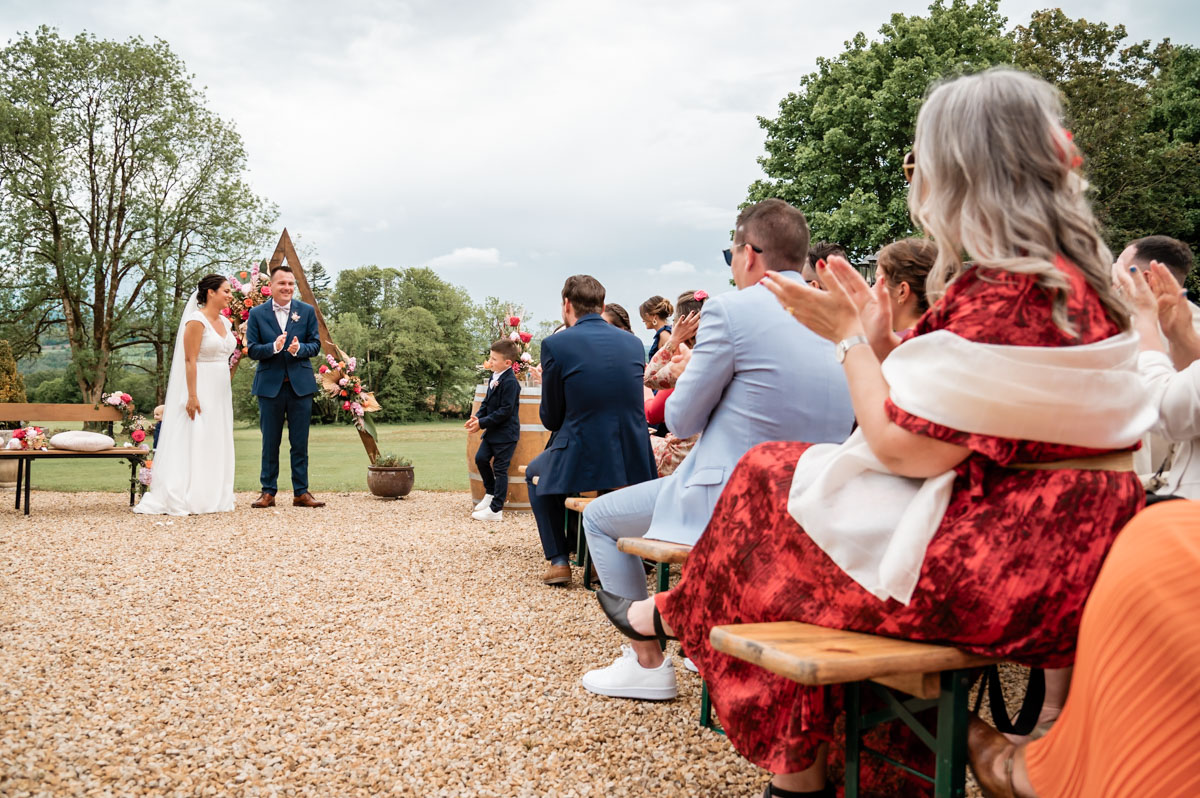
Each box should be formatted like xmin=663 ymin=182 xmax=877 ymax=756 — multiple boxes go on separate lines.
xmin=291 ymin=312 xmax=300 ymax=323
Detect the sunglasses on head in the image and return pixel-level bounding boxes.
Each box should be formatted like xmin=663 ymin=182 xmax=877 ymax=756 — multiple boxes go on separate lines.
xmin=903 ymin=151 xmax=915 ymax=184
xmin=723 ymin=242 xmax=763 ymax=266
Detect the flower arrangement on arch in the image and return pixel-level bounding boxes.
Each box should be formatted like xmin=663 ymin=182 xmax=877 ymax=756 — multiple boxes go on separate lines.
xmin=486 ymin=309 xmax=537 ymax=379
xmin=5 ymin=425 xmax=48 ymax=451
xmin=99 ymin=391 xmax=150 ymax=444
xmin=318 ymin=347 xmax=382 ymax=439
xmin=226 ymin=261 xmax=272 ymax=370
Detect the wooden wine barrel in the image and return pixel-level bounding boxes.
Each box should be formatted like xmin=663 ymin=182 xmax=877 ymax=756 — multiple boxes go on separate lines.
xmin=466 ymin=384 xmax=551 ymax=512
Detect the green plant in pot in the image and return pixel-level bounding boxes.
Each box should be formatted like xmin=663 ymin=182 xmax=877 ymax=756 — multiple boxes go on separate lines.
xmin=367 ymin=452 xmax=414 ymax=499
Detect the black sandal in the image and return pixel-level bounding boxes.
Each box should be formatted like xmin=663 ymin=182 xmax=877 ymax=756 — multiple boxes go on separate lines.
xmin=597 ymin=589 xmax=677 ymax=645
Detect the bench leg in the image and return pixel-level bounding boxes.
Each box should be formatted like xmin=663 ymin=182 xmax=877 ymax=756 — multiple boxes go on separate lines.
xmin=22 ymin=458 xmax=31 ymax=516
xmin=15 ymin=456 xmax=23 ymax=510
xmin=655 ymin=561 xmax=669 ymax=593
xmin=845 ymin=681 xmax=862 ymax=798
xmin=129 ymin=460 xmax=136 ymax=506
xmin=933 ymin=670 xmax=971 ymax=798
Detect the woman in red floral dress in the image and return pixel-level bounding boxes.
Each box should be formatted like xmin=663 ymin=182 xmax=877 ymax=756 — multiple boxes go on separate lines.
xmin=598 ymin=69 xmax=1150 ymax=797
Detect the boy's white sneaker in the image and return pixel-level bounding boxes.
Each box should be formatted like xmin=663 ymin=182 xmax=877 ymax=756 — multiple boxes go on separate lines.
xmin=472 ymin=507 xmax=503 ymax=522
xmin=474 ymin=494 xmax=494 ymax=511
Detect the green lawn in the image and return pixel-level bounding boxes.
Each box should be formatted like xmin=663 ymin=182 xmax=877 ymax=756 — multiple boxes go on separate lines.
xmin=20 ymin=421 xmax=470 ymax=493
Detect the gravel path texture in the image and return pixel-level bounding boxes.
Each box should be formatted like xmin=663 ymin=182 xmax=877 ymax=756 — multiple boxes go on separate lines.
xmin=1 ymin=491 xmax=763 ymax=797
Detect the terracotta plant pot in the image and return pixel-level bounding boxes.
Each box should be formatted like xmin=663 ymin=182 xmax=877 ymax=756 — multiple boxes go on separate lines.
xmin=0 ymin=432 xmax=15 ymax=489
xmin=367 ymin=465 xmax=414 ymax=499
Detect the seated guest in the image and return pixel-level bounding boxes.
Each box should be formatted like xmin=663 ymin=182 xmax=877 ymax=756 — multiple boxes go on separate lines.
xmin=802 ymin=241 xmax=847 ymax=289
xmin=644 ymin=290 xmax=708 ymax=477
xmin=602 ymin=303 xmax=635 ymax=334
xmin=596 ymin=69 xmax=1154 ymax=795
xmin=639 ymin=295 xmax=674 ymax=362
xmin=580 ymin=199 xmax=855 ymax=701
xmin=524 ymin=275 xmax=657 ymax=587
xmin=967 ymin=501 xmax=1200 ymax=798
xmin=873 ymin=238 xmax=935 ymax=333
xmin=1117 ymin=257 xmax=1200 ymax=499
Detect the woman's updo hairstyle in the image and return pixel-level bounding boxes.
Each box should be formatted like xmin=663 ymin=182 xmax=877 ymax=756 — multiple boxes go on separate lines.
xmin=675 ymin=290 xmax=707 ymax=320
xmin=196 ymin=274 xmax=227 ymax=306
xmin=639 ymin=295 xmax=673 ymax=321
xmin=876 ymin=239 xmax=936 ymax=314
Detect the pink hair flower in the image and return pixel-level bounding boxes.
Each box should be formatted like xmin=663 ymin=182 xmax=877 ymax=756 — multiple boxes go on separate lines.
xmin=693 ymin=290 xmax=708 ymax=301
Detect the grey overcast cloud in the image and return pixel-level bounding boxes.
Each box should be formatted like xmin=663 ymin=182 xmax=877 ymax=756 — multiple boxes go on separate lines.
xmin=2 ymin=0 xmax=1196 ymax=327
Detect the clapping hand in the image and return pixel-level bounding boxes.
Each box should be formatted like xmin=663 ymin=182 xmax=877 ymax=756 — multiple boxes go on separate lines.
xmin=287 ymin=336 xmax=300 ymax=356
xmin=274 ymin=332 xmax=287 ymax=352
xmin=668 ymin=342 xmax=692 ymax=380
xmin=761 ymin=256 xmax=866 ymax=344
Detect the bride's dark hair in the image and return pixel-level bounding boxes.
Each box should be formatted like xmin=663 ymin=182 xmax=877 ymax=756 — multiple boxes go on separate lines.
xmin=196 ymin=274 xmax=228 ymax=306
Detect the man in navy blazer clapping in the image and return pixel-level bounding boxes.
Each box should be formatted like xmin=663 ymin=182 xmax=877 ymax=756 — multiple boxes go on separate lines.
xmin=525 ymin=275 xmax=657 ymax=586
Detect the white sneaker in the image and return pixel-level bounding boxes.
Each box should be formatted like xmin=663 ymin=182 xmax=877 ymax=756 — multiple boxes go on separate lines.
xmin=474 ymin=494 xmax=494 ymax=511
xmin=471 ymin=507 xmax=503 ymax=522
xmin=683 ymin=657 xmax=699 ymax=673
xmin=581 ymin=645 xmax=677 ymax=700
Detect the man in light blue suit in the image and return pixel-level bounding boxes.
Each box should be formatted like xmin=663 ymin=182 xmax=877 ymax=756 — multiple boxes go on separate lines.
xmin=580 ymin=199 xmax=855 ymax=700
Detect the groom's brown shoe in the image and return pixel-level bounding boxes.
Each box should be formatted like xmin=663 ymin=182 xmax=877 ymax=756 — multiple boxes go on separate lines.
xmin=251 ymin=493 xmax=275 ymax=508
xmin=293 ymin=493 xmax=326 ymax=508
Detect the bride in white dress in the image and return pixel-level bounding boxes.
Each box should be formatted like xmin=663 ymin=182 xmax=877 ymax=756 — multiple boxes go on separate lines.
xmin=134 ymin=274 xmax=237 ymax=515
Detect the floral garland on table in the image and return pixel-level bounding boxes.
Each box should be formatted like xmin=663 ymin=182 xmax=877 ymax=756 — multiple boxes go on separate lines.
xmin=318 ymin=349 xmax=381 ymax=439
xmin=4 ymin=426 xmax=48 ymax=451
xmin=491 ymin=311 xmax=536 ymax=379
xmin=225 ymin=262 xmax=273 ymax=369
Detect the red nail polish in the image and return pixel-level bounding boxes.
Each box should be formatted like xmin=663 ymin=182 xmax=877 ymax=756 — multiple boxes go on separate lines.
xmin=816 ymin=259 xmax=827 ymax=269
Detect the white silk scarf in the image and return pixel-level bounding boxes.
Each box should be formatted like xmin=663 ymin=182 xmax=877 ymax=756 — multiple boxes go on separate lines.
xmin=787 ymin=330 xmax=1156 ymax=605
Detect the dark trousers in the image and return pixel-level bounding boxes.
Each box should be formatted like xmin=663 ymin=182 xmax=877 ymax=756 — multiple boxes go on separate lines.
xmin=258 ymin=381 xmax=313 ymax=497
xmin=475 ymin=435 xmax=516 ymax=512
xmin=525 ymin=450 xmax=569 ymax=561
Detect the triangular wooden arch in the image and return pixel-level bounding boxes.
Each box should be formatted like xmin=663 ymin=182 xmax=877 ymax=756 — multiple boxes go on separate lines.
xmin=268 ymin=228 xmax=379 ymax=463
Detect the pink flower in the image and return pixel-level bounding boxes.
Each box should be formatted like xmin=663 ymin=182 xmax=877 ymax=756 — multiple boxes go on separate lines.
xmin=121 ymin=393 xmax=132 ymax=403
xmin=520 ymin=352 xmax=532 ymax=363
xmin=106 ymin=394 xmax=123 ymax=406
xmin=230 ymin=277 xmax=242 ymax=291
xmin=241 ymin=285 xmax=252 ymax=296
xmin=519 ymin=331 xmax=532 ymax=344
xmin=507 ymin=315 xmax=521 ymax=327
xmin=511 ymin=361 xmax=520 ymax=372
xmin=509 ymin=332 xmax=520 ymax=342
xmin=12 ymin=428 xmax=26 ymax=439
xmin=338 ymin=378 xmax=348 ymax=387
xmin=354 ymin=384 xmax=361 ymax=393
xmin=693 ymin=290 xmax=709 ymax=301
xmin=342 ymin=400 xmax=352 ymax=410
xmin=240 ymin=309 xmax=249 ymax=320
xmin=221 ymin=307 xmax=232 ymax=318
xmin=131 ymin=429 xmax=146 ymax=443
xmin=347 ymin=357 xmax=357 ymax=371
xmin=319 ymin=365 xmax=328 ymax=374
xmin=260 ymin=286 xmax=271 ymax=296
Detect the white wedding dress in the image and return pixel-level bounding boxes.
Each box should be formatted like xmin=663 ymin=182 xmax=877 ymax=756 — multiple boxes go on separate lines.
xmin=134 ymin=298 xmax=236 ymax=516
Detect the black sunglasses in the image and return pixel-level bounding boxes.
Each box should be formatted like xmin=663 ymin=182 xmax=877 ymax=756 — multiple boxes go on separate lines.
xmin=723 ymin=242 xmax=763 ymax=266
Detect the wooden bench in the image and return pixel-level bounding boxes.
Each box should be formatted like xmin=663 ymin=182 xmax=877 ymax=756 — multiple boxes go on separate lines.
xmin=0 ymin=403 xmax=151 ymax=516
xmin=710 ymin=622 xmax=996 ymax=797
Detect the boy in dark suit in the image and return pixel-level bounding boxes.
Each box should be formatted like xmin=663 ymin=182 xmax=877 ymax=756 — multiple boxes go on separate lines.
xmin=466 ymin=338 xmax=522 ymax=521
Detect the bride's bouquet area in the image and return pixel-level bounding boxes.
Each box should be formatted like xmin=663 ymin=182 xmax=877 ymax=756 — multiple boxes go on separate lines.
xmin=318 ymin=348 xmax=381 ymax=439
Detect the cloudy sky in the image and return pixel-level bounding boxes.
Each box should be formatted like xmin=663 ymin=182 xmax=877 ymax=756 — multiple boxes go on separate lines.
xmin=2 ymin=0 xmax=1196 ymax=328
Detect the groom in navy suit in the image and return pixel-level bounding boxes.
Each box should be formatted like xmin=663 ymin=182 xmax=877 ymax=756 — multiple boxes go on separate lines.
xmin=246 ymin=264 xmax=326 ymax=508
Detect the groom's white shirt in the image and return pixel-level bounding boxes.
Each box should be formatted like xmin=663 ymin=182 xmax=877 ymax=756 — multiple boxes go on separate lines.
xmin=272 ymin=302 xmax=291 ymax=351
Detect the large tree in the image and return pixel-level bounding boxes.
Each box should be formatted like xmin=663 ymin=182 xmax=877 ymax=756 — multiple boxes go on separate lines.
xmin=0 ymin=27 xmax=275 ymax=403
xmin=747 ymin=0 xmax=1014 ymax=257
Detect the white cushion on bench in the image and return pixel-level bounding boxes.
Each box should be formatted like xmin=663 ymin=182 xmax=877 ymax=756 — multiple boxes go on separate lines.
xmin=49 ymin=431 xmax=115 ymax=452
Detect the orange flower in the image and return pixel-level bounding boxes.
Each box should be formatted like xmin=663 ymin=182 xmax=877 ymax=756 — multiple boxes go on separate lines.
xmin=340 ymin=390 xmax=348 ymax=397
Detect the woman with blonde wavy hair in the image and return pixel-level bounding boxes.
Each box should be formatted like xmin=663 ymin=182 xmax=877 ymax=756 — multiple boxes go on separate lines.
xmin=596 ymin=68 xmax=1155 ymax=796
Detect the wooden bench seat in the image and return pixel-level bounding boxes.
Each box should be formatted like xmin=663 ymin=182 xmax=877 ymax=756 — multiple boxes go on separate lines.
xmin=709 ymin=621 xmax=998 ymax=796
xmin=1 ymin=403 xmax=150 ymax=516
xmin=616 ymin=537 xmax=693 ymax=565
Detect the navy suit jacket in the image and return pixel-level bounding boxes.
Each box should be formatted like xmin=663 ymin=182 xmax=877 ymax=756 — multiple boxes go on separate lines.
xmin=246 ymin=299 xmax=321 ymax=398
xmin=476 ymin=368 xmax=521 ymax=445
xmin=536 ymin=314 xmax=656 ymax=494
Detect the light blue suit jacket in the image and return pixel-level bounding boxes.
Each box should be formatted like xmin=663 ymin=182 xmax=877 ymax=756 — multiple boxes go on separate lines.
xmin=648 ymin=271 xmax=855 ymax=544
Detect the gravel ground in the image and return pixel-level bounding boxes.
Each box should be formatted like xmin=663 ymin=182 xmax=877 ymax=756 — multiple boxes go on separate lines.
xmin=1 ymin=491 xmax=1027 ymax=796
